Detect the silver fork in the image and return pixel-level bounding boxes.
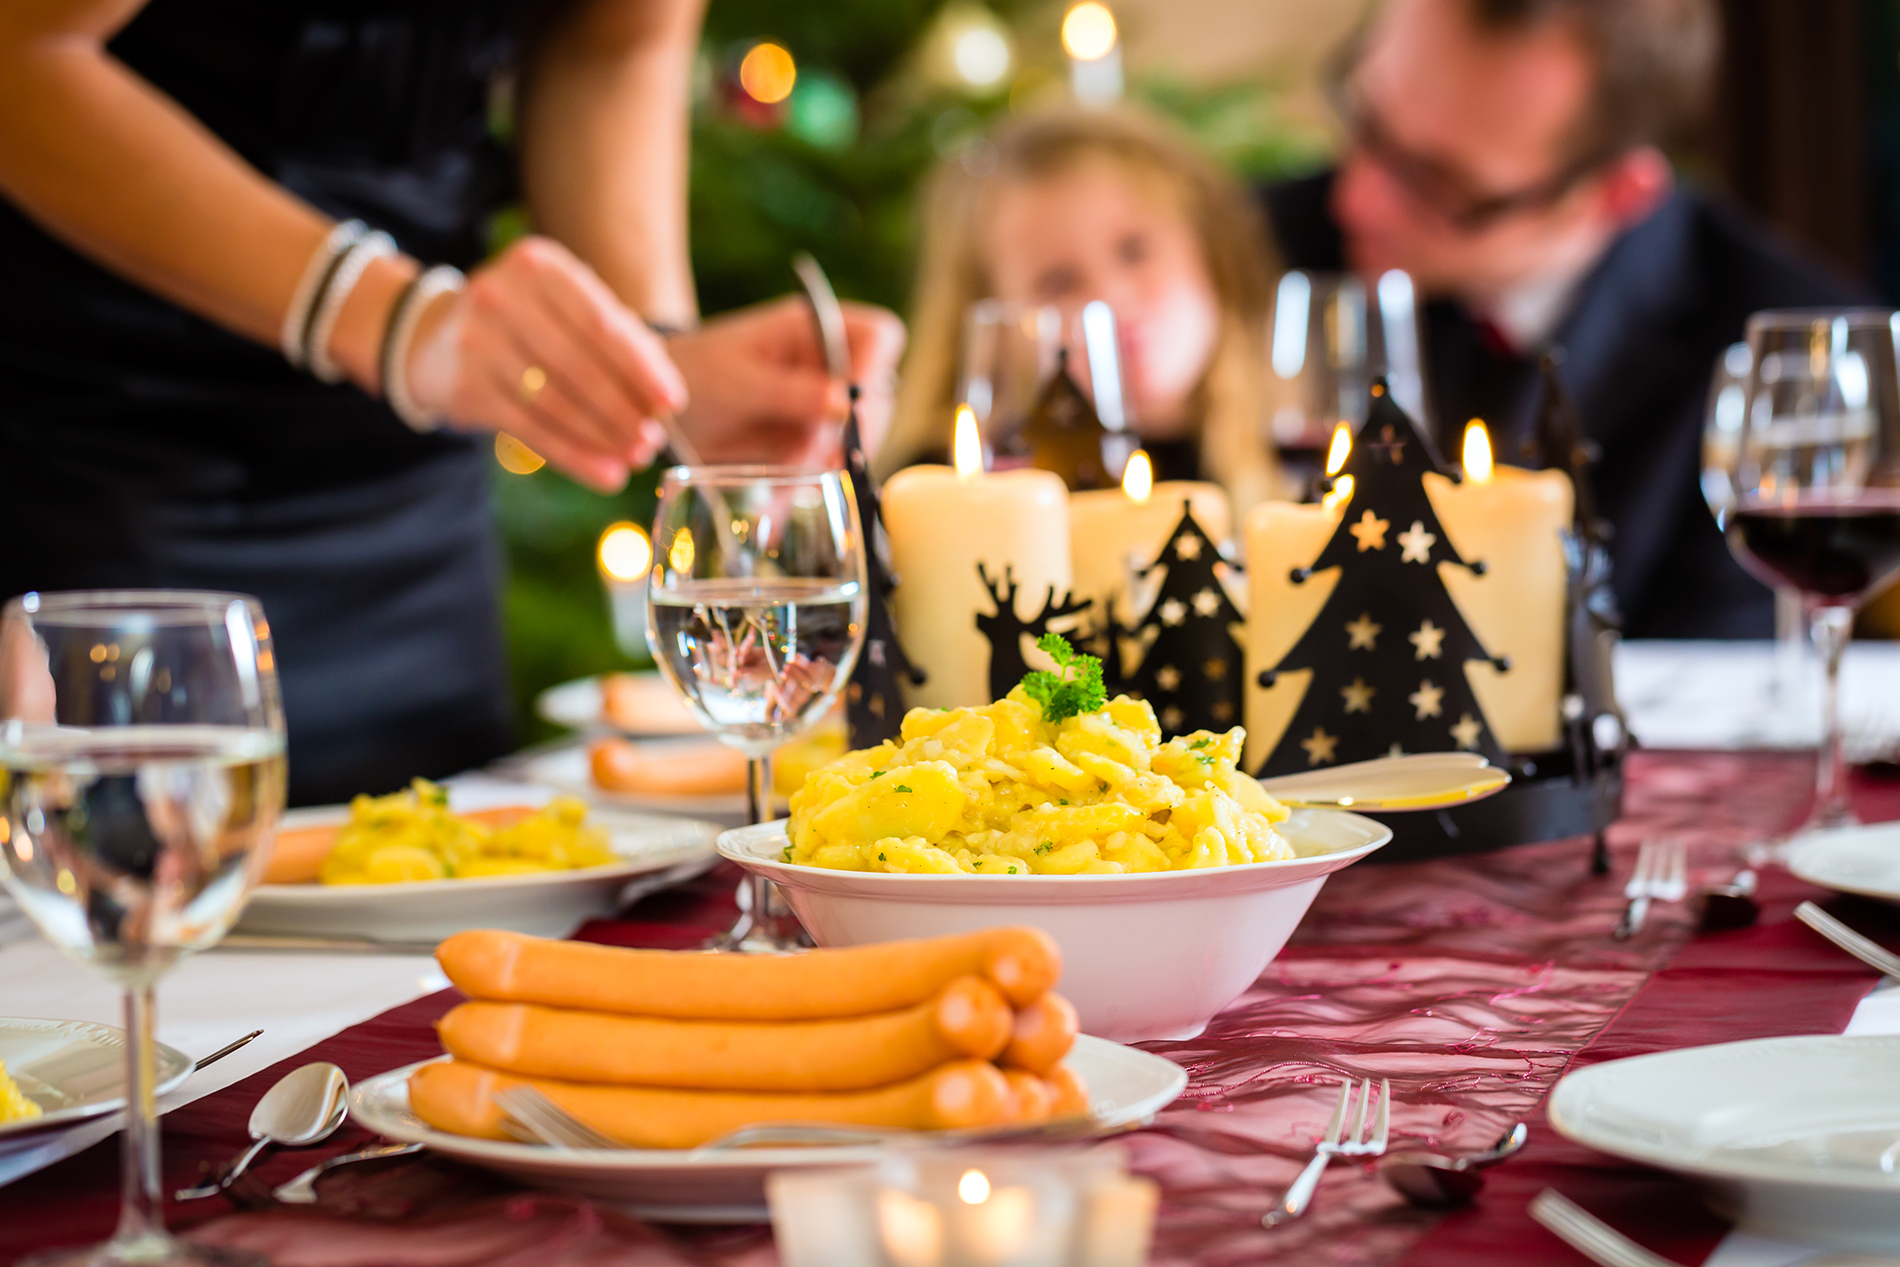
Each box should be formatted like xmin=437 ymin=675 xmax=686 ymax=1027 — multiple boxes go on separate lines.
xmin=1796 ymin=901 xmax=1900 ymax=979
xmin=1529 ymin=1189 xmax=1677 ymax=1267
xmin=1263 ymin=1076 xmax=1390 ymax=1228
xmin=493 ymin=1085 xmax=620 ymax=1150
xmin=1615 ymin=839 xmax=1688 ymax=940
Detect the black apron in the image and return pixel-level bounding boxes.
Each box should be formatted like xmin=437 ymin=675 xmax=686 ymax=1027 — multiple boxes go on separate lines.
xmin=0 ymin=0 xmax=528 ymax=804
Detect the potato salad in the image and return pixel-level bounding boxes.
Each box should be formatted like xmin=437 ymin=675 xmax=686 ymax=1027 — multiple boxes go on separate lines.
xmin=786 ymin=646 xmax=1292 ymax=876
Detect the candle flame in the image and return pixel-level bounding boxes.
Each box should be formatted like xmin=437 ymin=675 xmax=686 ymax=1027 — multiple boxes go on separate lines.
xmin=953 ymin=404 xmax=984 ymax=479
xmin=1122 ymin=449 xmax=1154 ymax=502
xmin=668 ymin=528 xmax=695 ymax=574
xmin=1463 ymin=419 xmax=1494 ymax=483
xmin=597 ymin=521 xmax=652 ymax=581
xmin=1324 ymin=423 xmax=1351 ymax=477
xmin=957 ymin=1168 xmax=991 ymax=1204
xmin=1321 ymin=474 xmax=1355 ymax=512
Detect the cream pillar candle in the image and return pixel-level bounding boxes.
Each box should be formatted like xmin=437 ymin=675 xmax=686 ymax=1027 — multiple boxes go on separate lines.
xmin=1242 ymin=497 xmax=1343 ymax=771
xmin=1068 ymin=453 xmax=1231 ymax=632
xmin=883 ymin=417 xmax=1073 ymax=710
xmin=1424 ymin=423 xmax=1574 ymax=753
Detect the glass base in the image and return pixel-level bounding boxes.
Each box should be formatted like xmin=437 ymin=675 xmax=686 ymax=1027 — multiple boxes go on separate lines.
xmin=20 ymin=1233 xmax=268 ymax=1267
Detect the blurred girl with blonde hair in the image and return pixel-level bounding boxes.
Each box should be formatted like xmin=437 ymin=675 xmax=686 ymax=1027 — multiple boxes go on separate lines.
xmin=886 ymin=106 xmax=1284 ymax=517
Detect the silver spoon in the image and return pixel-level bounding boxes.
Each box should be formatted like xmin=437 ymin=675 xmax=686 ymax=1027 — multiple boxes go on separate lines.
xmin=1382 ymin=1121 xmax=1529 ymax=1207
xmin=175 ymin=1062 xmax=349 ymax=1200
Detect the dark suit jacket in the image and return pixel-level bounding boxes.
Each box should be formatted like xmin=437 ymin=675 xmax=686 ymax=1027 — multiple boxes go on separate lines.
xmin=1263 ymin=172 xmax=1869 ymax=638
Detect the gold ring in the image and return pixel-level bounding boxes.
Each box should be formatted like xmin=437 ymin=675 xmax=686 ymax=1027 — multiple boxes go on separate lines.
xmin=519 ymin=365 xmax=548 ymax=404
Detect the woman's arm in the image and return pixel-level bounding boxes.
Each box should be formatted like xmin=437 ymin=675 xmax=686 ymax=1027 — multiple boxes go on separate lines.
xmin=0 ymin=0 xmax=335 ymax=347
xmin=518 ymin=0 xmax=703 ymax=329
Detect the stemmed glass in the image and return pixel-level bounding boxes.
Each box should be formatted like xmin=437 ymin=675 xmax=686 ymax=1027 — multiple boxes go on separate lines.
xmin=0 ymin=591 xmax=286 ymax=1267
xmin=959 ymin=299 xmax=1136 ymax=485
xmin=1267 ymin=269 xmax=1426 ymax=464
xmin=1710 ymin=311 xmax=1900 ymax=830
xmin=647 ymin=468 xmax=867 ymax=952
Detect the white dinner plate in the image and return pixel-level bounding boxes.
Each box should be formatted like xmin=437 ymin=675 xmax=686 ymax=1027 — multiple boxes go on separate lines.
xmin=0 ymin=1018 xmax=192 ymax=1143
xmin=517 ymin=744 xmax=750 ymax=821
xmin=536 ymin=673 xmax=705 ymax=737
xmin=1785 ymin=822 xmax=1900 ymax=904
xmin=237 ymin=783 xmax=720 ymax=941
xmin=349 ymin=1035 xmax=1186 ymax=1222
xmin=1548 ymin=1034 xmax=1900 ymax=1250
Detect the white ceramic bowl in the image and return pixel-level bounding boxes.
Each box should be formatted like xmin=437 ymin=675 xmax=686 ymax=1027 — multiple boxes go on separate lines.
xmin=718 ymin=809 xmax=1391 ymax=1042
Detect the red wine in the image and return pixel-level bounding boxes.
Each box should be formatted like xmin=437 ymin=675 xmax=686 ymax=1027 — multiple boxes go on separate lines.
xmin=1730 ymin=503 xmax=1900 ymax=600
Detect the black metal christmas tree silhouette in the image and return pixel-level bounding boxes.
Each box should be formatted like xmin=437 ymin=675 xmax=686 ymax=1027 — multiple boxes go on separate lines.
xmin=1004 ymin=348 xmax=1117 ymax=491
xmin=840 ymin=389 xmax=925 ymax=746
xmin=1256 ymin=381 xmax=1509 ymax=774
xmin=1122 ymin=502 xmax=1246 ymax=736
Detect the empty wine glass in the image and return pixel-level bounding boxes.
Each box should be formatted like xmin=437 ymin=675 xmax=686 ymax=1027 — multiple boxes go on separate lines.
xmin=647 ymin=468 xmax=867 ymax=952
xmin=0 ymin=590 xmax=286 ymax=1267
xmin=1712 ymin=311 xmax=1900 ymax=830
xmin=1268 ymin=269 xmax=1427 ymax=461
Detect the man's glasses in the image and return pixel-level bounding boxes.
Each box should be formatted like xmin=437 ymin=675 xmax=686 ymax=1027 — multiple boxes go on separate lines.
xmin=1330 ymin=82 xmax=1617 ymax=235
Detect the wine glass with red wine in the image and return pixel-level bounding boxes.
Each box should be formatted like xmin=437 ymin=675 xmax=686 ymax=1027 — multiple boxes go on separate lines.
xmin=1713 ymin=310 xmax=1900 ymax=829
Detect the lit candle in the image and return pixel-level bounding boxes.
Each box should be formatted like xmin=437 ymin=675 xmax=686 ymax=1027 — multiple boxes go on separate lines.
xmin=596 ymin=520 xmax=654 ymax=659
xmin=1242 ymin=499 xmax=1342 ymax=772
xmin=1067 ymin=450 xmax=1232 ymax=633
xmin=1062 ymin=2 xmax=1123 ymax=104
xmin=883 ymin=407 xmax=1073 ymax=708
xmin=1424 ymin=420 xmax=1573 ymax=752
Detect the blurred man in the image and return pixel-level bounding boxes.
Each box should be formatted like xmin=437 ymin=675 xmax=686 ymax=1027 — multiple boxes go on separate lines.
xmin=1266 ymin=0 xmax=1865 ymax=638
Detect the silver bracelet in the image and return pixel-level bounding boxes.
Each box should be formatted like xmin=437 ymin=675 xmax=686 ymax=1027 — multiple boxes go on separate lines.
xmin=304 ymin=229 xmax=396 ymax=384
xmin=382 ymin=265 xmax=465 ymax=433
xmin=280 ymin=219 xmax=366 ymax=369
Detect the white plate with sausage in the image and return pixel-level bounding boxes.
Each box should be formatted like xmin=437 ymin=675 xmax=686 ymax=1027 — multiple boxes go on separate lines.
xmin=348 ymin=1036 xmax=1186 ymax=1222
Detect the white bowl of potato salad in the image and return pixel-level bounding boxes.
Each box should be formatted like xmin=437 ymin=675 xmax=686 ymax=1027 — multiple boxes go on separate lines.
xmin=718 ymin=646 xmax=1391 ymax=1041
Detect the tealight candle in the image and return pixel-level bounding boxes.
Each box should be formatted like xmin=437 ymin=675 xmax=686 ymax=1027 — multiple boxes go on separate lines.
xmin=596 ymin=520 xmax=653 ymax=659
xmin=883 ymin=407 xmax=1073 ymax=709
xmin=1067 ymin=450 xmax=1232 ymax=632
xmin=1424 ymin=421 xmax=1573 ymax=753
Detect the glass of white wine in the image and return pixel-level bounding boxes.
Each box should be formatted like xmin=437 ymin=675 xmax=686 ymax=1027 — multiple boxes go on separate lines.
xmin=0 ymin=591 xmax=286 ymax=1267
xmin=647 ymin=468 xmax=867 ymax=952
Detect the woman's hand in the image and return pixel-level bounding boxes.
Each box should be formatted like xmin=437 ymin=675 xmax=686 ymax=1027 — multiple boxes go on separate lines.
xmin=665 ymin=295 xmax=907 ymax=468
xmin=402 ymin=236 xmax=687 ymax=492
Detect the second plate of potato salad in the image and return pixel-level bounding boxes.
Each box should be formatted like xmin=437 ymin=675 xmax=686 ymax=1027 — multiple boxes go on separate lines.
xmin=786 ymin=635 xmax=1292 ymax=874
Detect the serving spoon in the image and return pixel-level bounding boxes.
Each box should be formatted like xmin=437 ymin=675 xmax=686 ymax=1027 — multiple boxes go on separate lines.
xmin=1257 ymin=752 xmax=1511 ymax=812
xmin=175 ymin=1062 xmax=349 ymax=1200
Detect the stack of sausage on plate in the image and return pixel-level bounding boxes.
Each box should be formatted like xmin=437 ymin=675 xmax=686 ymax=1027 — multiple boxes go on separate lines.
xmin=411 ymin=927 xmax=1086 ymax=1148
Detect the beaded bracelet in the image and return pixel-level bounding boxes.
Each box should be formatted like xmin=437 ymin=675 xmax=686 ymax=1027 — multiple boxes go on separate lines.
xmin=304 ymin=230 xmax=396 ymax=384
xmin=280 ymin=219 xmax=366 ymax=369
xmin=380 ymin=264 xmax=466 ymax=433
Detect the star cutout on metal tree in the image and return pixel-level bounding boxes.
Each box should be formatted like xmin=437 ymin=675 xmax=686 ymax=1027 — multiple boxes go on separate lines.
xmin=1191 ymin=587 xmax=1222 ymax=617
xmin=1409 ymin=678 xmax=1444 ymax=719
xmin=1450 ymin=712 xmax=1484 ymax=750
xmin=1155 ymin=664 xmax=1181 ymax=691
xmin=1345 ymin=612 xmax=1381 ymax=650
xmin=1397 ymin=520 xmax=1436 ymax=563
xmin=1387 ymin=742 xmax=1404 ymax=759
xmin=1349 ymin=510 xmax=1390 ymax=552
xmin=1175 ymin=533 xmax=1204 ymax=561
xmin=1205 ymin=658 xmax=1227 ymax=679
xmin=1340 ymin=677 xmax=1374 ymax=713
xmin=1408 ymin=619 xmax=1445 ymax=660
xmin=1159 ymin=598 xmax=1188 ymax=626
xmin=1301 ymin=726 xmax=1339 ymax=765
xmin=1162 ymin=705 xmax=1185 ymax=731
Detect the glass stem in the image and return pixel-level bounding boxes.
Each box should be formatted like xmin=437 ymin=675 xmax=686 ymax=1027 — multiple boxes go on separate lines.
xmin=1809 ymin=603 xmax=1855 ymax=829
xmin=112 ymin=981 xmax=169 ymax=1254
xmin=745 ymin=754 xmax=773 ymax=828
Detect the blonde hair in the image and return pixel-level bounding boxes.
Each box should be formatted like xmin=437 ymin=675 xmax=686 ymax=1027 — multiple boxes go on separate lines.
xmin=885 ymin=106 xmax=1283 ymax=516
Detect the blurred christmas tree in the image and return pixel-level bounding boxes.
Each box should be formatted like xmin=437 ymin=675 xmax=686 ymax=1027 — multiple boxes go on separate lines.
xmin=495 ymin=0 xmax=1330 ymax=741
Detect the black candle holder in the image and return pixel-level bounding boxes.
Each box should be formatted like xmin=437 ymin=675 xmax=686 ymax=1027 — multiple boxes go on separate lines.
xmin=1362 ymin=354 xmax=1626 ymax=868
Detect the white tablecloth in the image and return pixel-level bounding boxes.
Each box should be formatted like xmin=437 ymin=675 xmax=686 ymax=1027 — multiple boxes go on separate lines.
xmin=1616 ymin=639 xmax=1900 ymax=756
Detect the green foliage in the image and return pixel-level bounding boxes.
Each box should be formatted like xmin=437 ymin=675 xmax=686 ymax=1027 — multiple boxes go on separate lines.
xmin=1020 ymin=633 xmax=1106 ymax=723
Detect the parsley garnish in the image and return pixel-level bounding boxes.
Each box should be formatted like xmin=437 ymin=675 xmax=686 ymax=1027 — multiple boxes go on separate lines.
xmin=878 ymin=852 xmax=886 ymax=861
xmin=782 ymin=846 xmax=793 ymax=861
xmin=871 ymin=770 xmax=884 ymax=779
xmin=894 ymin=783 xmax=912 ymax=794
xmin=973 ymin=859 xmax=982 ymax=867
xmin=1058 ymin=798 xmax=1069 ymax=806
xmin=1035 ymin=841 xmax=1054 ymax=855
xmin=1190 ymin=738 xmax=1212 ymax=750
xmin=1196 ymin=755 xmax=1214 ymax=766
xmin=1020 ymin=633 xmax=1106 ymax=724
xmin=1008 ymin=866 xmax=1018 ymax=874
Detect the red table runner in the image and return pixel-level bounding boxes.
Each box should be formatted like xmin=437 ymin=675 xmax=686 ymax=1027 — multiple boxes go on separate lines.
xmin=4 ymin=751 xmax=1896 ymax=1267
